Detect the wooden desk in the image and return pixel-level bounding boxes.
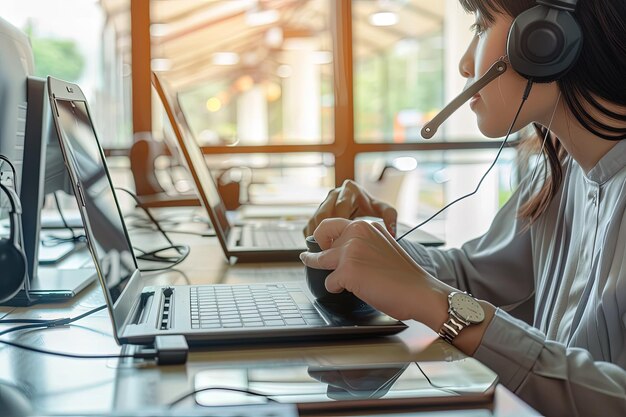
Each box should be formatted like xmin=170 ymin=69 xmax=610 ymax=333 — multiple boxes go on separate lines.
xmin=0 ymin=224 xmax=538 ymax=416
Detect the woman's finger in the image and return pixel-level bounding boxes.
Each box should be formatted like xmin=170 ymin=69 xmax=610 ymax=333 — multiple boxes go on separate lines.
xmin=299 ymin=246 xmax=341 ymax=270
xmin=312 ymin=218 xmax=353 ymax=250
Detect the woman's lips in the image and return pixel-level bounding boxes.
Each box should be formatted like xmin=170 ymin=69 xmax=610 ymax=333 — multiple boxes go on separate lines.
xmin=469 ymin=94 xmax=481 ymax=109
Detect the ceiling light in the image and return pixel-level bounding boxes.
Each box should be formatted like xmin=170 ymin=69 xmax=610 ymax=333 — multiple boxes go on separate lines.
xmin=206 ymin=97 xmax=222 ymax=112
xmin=265 ymin=27 xmax=283 ymax=48
xmin=369 ymin=11 xmax=399 ymax=27
xmin=211 ymin=52 xmax=240 ymax=66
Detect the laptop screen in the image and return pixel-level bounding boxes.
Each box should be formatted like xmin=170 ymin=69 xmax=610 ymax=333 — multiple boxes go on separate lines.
xmin=152 ymin=75 xmax=231 ymax=240
xmin=55 ymin=99 xmax=138 ymax=305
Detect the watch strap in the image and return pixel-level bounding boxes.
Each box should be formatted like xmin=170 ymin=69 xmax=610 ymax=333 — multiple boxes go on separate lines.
xmin=438 ymin=310 xmax=470 ymax=344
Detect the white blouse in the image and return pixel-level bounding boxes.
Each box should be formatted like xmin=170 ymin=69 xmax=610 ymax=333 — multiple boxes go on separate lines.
xmin=400 ymin=139 xmax=626 ymax=416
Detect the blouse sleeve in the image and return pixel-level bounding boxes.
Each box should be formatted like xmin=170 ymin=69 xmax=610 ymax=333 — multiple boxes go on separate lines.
xmin=475 ymin=309 xmax=626 ymax=416
xmin=399 ymin=175 xmax=537 ymax=313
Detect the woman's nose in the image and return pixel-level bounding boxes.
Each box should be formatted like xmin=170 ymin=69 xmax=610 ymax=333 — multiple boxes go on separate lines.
xmin=459 ymin=38 xmax=477 ymax=79
xmin=459 ymin=59 xmax=472 ymax=79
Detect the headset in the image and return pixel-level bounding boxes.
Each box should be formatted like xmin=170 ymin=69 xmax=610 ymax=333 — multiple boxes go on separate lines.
xmin=508 ymin=0 xmax=582 ymax=83
xmin=0 ymin=156 xmax=27 ymax=304
xmin=422 ymin=0 xmax=582 ymax=140
xmin=409 ymin=0 xmax=584 ymax=239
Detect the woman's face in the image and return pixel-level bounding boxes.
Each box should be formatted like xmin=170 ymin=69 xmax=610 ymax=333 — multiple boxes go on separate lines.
xmin=459 ymin=11 xmax=559 ymax=137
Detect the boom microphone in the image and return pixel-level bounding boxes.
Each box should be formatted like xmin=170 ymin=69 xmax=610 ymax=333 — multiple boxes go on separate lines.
xmin=421 ymin=59 xmax=509 ymax=139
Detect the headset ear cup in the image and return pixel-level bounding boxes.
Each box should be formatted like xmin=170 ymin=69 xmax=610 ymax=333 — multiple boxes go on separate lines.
xmin=508 ymin=5 xmax=583 ymax=83
xmin=0 ymin=240 xmax=26 ymax=303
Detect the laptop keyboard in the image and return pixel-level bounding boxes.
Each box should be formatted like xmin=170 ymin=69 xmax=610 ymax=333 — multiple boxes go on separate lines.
xmin=241 ymin=224 xmax=303 ymax=248
xmin=190 ymin=284 xmax=326 ymax=329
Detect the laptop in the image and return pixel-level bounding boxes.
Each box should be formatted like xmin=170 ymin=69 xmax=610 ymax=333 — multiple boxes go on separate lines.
xmin=151 ymin=73 xmax=443 ymax=263
xmin=153 ymin=74 xmax=314 ymax=263
xmin=47 ymin=76 xmax=407 ymax=345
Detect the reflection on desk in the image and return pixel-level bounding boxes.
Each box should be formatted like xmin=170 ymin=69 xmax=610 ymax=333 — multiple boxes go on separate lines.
xmin=192 ymin=360 xmax=496 ymax=411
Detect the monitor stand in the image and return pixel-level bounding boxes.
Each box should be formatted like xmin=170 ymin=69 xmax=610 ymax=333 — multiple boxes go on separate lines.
xmin=1 ymin=267 xmax=97 ymax=307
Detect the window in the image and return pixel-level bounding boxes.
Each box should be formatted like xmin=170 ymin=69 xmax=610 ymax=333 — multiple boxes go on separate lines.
xmin=98 ymin=0 xmax=526 ymax=245
xmin=3 ymin=0 xmax=113 ymax=143
xmin=353 ymin=0 xmax=445 ymax=143
xmin=156 ymin=0 xmax=335 ymax=146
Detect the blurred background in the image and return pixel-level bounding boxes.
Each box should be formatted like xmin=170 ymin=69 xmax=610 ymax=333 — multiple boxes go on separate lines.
xmin=2 ymin=0 xmax=524 ymax=248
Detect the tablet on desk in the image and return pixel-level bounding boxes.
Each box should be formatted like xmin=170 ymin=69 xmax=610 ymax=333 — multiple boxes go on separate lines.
xmin=194 ymin=360 xmax=496 ymax=411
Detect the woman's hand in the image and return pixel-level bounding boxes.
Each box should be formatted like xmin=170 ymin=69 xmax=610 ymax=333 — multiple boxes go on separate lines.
xmin=304 ymin=180 xmax=398 ymax=238
xmin=300 ymin=218 xmax=450 ymax=327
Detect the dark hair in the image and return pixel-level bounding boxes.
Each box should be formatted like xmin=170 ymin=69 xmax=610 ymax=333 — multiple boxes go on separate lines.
xmin=459 ymin=0 xmax=626 ymax=223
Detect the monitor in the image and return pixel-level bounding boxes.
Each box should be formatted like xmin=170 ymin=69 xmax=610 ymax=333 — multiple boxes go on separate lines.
xmin=0 ymin=27 xmax=95 ymax=305
xmin=21 ymin=78 xmax=76 ymax=278
xmin=10 ymin=77 xmax=96 ymax=307
xmin=0 ymin=16 xmax=34 ymax=206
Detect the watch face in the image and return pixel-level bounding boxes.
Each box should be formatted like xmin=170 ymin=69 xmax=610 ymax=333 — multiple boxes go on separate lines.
xmin=450 ymin=293 xmax=485 ymax=324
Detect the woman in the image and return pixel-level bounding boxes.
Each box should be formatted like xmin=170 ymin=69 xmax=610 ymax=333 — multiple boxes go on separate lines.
xmin=300 ymin=1 xmax=626 ymax=415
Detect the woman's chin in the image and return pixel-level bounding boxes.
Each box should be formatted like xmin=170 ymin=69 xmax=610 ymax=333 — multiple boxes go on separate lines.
xmin=476 ymin=114 xmax=514 ymax=138
xmin=476 ymin=121 xmax=506 ymax=138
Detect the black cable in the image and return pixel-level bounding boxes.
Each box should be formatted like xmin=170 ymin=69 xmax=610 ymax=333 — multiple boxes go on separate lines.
xmin=134 ymin=244 xmax=190 ymax=272
xmin=126 ymin=212 xmax=214 ymax=237
xmin=127 ymin=215 xmax=182 ymax=229
xmin=0 ymin=154 xmax=17 ymax=188
xmin=41 ymin=192 xmax=87 ymax=247
xmin=168 ymin=386 xmax=277 ymax=408
xmin=0 ymin=155 xmax=17 ymax=219
xmin=116 ymin=187 xmax=175 ymax=246
xmin=0 ymin=305 xmax=131 ymax=359
xmin=0 ymin=305 xmax=106 ymax=333
xmin=0 ymin=339 xmax=135 ymax=359
xmin=414 ymin=362 xmax=462 ymax=396
xmin=127 ymin=225 xmax=213 ymax=238
xmin=0 ymin=304 xmax=159 ymax=360
xmin=396 ymin=79 xmax=535 ymax=242
xmin=114 ymin=187 xmax=190 ymax=271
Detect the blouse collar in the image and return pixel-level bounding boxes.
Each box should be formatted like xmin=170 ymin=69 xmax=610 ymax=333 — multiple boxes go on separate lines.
xmin=585 ymin=140 xmax=626 ymax=184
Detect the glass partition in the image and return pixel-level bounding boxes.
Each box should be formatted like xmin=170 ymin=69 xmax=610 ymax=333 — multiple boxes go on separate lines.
xmin=355 ymin=148 xmax=518 ymax=247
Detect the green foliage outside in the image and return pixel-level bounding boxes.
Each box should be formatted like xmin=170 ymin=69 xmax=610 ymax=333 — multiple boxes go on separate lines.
xmin=355 ymin=33 xmax=444 ymax=142
xmin=31 ymin=37 xmax=85 ymax=81
xmin=25 ymin=23 xmax=85 ymax=81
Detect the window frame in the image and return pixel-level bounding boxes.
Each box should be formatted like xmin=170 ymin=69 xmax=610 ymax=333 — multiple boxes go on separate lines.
xmin=111 ymin=0 xmax=518 ymax=187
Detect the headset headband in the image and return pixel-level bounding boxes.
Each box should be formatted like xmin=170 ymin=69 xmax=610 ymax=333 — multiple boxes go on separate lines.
xmin=537 ymin=0 xmax=579 ymax=12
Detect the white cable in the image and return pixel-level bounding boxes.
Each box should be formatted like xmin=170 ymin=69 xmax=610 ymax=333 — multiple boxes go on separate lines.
xmin=528 ymin=91 xmax=562 ymax=186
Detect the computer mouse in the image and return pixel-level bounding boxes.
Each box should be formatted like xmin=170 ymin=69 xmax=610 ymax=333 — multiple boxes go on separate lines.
xmin=305 ymin=236 xmax=372 ymax=312
xmin=0 ymin=382 xmax=32 ymax=417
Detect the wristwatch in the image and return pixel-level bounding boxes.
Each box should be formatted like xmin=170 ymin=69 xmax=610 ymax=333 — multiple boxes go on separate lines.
xmin=438 ymin=292 xmax=485 ymax=344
